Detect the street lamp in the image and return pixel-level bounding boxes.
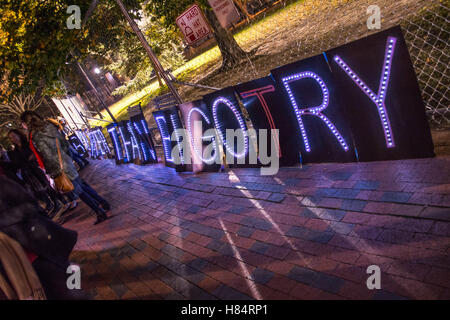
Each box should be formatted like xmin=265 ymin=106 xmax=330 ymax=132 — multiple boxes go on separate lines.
xmin=94 ymin=67 xmax=101 ymax=74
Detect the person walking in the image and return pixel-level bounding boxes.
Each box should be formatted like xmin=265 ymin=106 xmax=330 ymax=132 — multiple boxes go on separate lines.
xmin=48 ymin=118 xmax=89 ymax=170
xmin=21 ymin=111 xmax=110 ymax=225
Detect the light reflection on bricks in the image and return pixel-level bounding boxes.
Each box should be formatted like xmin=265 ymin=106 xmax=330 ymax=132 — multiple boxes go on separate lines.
xmin=66 ymin=157 xmax=450 ymax=300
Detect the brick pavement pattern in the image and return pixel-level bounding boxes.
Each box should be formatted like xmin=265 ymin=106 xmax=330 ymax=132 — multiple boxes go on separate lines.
xmin=64 ymin=157 xmax=450 ymax=300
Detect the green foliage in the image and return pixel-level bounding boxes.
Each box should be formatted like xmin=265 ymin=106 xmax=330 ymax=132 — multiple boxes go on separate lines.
xmin=106 ymin=11 xmax=186 ymax=97
xmin=0 ymin=0 xmax=143 ymax=101
xmin=0 ymin=0 xmax=90 ymax=100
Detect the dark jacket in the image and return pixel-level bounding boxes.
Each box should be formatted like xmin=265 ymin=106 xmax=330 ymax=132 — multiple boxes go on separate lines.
xmin=0 ymin=160 xmax=24 ymax=186
xmin=8 ymin=146 xmax=49 ymax=193
xmin=31 ymin=122 xmax=78 ymax=180
xmin=0 ymin=176 xmax=78 ymax=268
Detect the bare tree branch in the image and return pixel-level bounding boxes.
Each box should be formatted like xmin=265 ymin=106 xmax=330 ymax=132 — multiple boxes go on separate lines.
xmin=0 ymin=93 xmax=44 ymax=122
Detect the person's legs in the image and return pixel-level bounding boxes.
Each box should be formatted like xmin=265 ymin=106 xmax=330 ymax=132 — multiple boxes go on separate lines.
xmin=65 ymin=191 xmax=78 ymax=209
xmin=72 ymin=178 xmax=100 ymax=211
xmin=69 ymin=148 xmax=88 ymax=167
xmin=79 ymin=178 xmax=110 ymax=210
xmin=71 ymin=177 xmax=108 ymax=224
xmin=75 ymin=152 xmax=89 ymax=166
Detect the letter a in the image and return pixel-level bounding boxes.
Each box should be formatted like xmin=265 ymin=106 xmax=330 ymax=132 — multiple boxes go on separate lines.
xmin=366 ymin=265 xmax=381 ymax=290
xmin=66 ymin=265 xmax=81 ymax=290
xmin=67 ymin=5 xmax=81 ymax=30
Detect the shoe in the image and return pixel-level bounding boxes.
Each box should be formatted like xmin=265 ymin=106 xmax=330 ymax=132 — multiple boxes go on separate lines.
xmin=94 ymin=207 xmax=108 ymax=225
xmin=94 ymin=213 xmax=108 ymax=225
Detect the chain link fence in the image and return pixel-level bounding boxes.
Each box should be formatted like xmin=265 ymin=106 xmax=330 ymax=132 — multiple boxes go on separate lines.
xmin=401 ymin=1 xmax=449 ymax=129
xmin=64 ymin=0 xmax=449 ymax=131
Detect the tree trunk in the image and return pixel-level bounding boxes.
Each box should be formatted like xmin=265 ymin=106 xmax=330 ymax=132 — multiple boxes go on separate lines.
xmin=204 ymin=9 xmax=248 ymax=70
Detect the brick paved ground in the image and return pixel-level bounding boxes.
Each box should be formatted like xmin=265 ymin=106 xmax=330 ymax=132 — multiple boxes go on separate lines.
xmin=64 ymin=156 xmax=450 ymax=300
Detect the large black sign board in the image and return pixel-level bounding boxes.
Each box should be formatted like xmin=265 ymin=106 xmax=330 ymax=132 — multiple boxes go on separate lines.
xmin=203 ymin=87 xmax=259 ymax=168
xmin=88 ymin=127 xmax=111 ymax=159
xmin=117 ymin=121 xmax=135 ymax=163
xmin=270 ymin=54 xmax=357 ymax=164
xmin=235 ymin=76 xmax=302 ymax=166
xmin=179 ymin=99 xmax=222 ymax=173
xmin=152 ymin=107 xmax=185 ymax=170
xmin=107 ymin=123 xmax=125 ymax=164
xmin=130 ymin=114 xmax=158 ymax=164
xmin=327 ymin=26 xmax=434 ymax=161
xmin=68 ymin=134 xmax=88 ymax=158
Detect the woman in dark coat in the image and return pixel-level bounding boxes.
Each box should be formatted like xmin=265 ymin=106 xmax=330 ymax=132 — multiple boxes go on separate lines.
xmin=7 ymin=129 xmax=70 ymax=217
xmin=0 ymin=174 xmax=86 ymax=299
xmin=21 ymin=111 xmax=110 ymax=225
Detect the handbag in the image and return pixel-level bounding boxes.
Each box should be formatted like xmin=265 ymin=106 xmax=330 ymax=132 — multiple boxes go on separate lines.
xmin=53 ymin=138 xmax=74 ymax=193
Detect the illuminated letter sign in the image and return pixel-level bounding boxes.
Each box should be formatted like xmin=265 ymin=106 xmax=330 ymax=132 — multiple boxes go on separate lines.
xmin=68 ymin=134 xmax=87 ymax=157
xmin=152 ymin=107 xmax=185 ymax=170
xmin=179 ymin=100 xmax=222 ymax=173
xmin=170 ymin=112 xmax=185 ymax=165
xmin=118 ymin=121 xmax=134 ymax=163
xmin=333 ymin=37 xmax=396 ymax=148
xmin=126 ymin=121 xmax=143 ymax=162
xmin=235 ymin=76 xmax=300 ymax=166
xmin=271 ymin=55 xmax=356 ymax=164
xmin=74 ymin=130 xmax=91 ymax=157
xmin=282 ymin=71 xmax=350 ymax=153
xmin=107 ymin=123 xmax=124 ymax=164
xmin=327 ymin=26 xmax=434 ymax=161
xmin=130 ymin=115 xmax=158 ymax=164
xmin=212 ymin=97 xmax=249 ymax=159
xmin=239 ymin=85 xmax=279 ymax=156
xmin=88 ymin=127 xmax=110 ymax=159
xmin=204 ymin=87 xmax=257 ymax=168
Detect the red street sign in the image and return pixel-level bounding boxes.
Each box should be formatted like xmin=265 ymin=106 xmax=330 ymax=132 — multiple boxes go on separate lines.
xmin=176 ymin=4 xmax=212 ymax=45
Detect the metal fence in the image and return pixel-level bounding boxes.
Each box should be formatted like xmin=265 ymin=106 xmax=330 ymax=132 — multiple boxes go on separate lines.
xmin=401 ymin=1 xmax=449 ymax=128
xmin=64 ymin=0 xmax=449 ymax=130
